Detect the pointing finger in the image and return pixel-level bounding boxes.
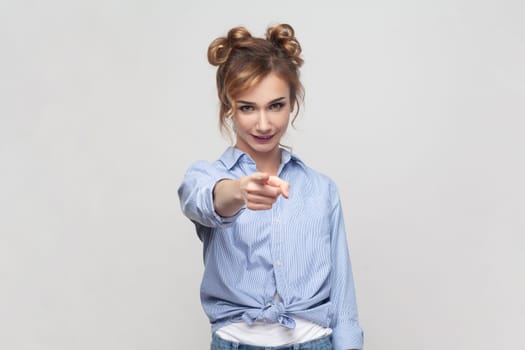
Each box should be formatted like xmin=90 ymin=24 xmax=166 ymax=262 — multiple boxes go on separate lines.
xmin=280 ymin=181 xmax=290 ymax=199
xmin=267 ymin=176 xmax=290 ymax=199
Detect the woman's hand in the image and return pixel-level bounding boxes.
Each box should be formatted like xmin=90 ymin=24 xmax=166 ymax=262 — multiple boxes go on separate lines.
xmin=239 ymin=172 xmax=289 ymax=210
xmin=213 ymin=172 xmax=289 ymax=217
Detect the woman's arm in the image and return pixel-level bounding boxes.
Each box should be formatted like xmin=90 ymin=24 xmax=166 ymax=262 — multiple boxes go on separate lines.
xmin=178 ymin=161 xmax=237 ymax=228
xmin=328 ymin=182 xmax=364 ymax=350
xmin=178 ymin=162 xmax=290 ymax=227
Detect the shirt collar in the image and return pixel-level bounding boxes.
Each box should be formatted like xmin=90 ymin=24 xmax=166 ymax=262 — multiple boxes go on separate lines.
xmin=218 ymin=147 xmax=305 ymax=170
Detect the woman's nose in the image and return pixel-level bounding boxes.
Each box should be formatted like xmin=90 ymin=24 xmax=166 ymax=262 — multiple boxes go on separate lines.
xmin=256 ymin=111 xmax=271 ymax=132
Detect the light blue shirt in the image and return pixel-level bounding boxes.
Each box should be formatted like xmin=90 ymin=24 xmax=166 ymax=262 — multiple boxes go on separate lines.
xmin=178 ymin=147 xmax=364 ymax=350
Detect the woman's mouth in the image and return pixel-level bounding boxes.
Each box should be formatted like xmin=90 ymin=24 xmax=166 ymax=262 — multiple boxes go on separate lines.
xmin=252 ymin=134 xmax=274 ymax=143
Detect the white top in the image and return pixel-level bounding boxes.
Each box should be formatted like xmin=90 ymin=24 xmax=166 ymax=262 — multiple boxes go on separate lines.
xmin=215 ymin=318 xmax=332 ymax=346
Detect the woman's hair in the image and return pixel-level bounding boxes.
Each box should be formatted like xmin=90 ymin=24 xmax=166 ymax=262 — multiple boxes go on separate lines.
xmin=207 ymin=23 xmax=304 ymax=140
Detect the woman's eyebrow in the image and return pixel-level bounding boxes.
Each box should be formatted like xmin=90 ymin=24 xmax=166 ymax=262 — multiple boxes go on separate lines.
xmin=236 ymin=100 xmax=255 ymax=105
xmin=267 ymin=97 xmax=286 ymax=104
xmin=236 ymin=97 xmax=287 ymax=105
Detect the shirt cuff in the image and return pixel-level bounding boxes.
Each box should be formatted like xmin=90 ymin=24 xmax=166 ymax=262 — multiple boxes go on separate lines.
xmin=208 ymin=177 xmax=246 ymax=227
xmin=331 ymin=321 xmax=364 ymax=350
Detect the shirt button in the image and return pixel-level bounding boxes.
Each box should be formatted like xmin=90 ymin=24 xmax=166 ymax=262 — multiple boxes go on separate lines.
xmin=275 ymin=260 xmax=282 ymax=267
xmin=274 ymin=219 xmax=280 ymax=224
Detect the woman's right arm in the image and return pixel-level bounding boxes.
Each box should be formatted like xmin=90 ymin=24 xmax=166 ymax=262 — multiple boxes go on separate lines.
xmin=212 ymin=179 xmax=244 ymax=217
xmin=178 ymin=162 xmax=290 ymax=227
xmin=178 ymin=161 xmax=239 ymax=228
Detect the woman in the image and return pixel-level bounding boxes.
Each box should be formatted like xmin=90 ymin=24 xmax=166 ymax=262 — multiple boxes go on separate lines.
xmin=178 ymin=23 xmax=364 ymax=350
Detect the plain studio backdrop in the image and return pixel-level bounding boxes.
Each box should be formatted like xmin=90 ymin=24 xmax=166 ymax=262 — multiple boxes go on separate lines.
xmin=1 ymin=0 xmax=524 ymax=349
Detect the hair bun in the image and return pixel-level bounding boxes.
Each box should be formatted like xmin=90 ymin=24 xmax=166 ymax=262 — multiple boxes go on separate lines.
xmin=227 ymin=26 xmax=252 ymax=43
xmin=266 ymin=24 xmax=303 ymax=66
xmin=208 ymin=27 xmax=253 ymax=66
xmin=208 ymin=37 xmax=230 ymax=66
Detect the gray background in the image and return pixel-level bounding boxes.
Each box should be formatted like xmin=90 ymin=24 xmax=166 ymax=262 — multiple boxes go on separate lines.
xmin=1 ymin=0 xmax=524 ymax=349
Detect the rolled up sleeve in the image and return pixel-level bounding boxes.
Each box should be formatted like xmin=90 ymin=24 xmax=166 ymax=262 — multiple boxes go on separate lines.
xmin=178 ymin=161 xmax=244 ymax=229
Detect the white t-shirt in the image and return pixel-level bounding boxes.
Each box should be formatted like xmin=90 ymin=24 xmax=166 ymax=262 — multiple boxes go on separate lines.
xmin=215 ymin=318 xmax=332 ymax=346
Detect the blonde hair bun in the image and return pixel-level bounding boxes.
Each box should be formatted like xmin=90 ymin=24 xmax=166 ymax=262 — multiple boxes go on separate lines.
xmin=266 ymin=24 xmax=303 ymax=67
xmin=208 ymin=27 xmax=253 ymax=66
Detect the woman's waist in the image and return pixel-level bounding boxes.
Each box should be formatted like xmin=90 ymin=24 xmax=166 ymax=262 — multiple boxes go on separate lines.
xmin=214 ymin=318 xmax=332 ymax=347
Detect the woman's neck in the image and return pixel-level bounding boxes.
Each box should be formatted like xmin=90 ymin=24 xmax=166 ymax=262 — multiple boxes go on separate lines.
xmin=242 ymin=147 xmax=281 ymax=176
xmin=256 ymin=158 xmax=280 ymax=176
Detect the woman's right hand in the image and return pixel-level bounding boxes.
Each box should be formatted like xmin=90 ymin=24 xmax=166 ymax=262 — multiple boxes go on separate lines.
xmin=213 ymin=172 xmax=290 ymax=217
xmin=239 ymin=172 xmax=290 ymax=211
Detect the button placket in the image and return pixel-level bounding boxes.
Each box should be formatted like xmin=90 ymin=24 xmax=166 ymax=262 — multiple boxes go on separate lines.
xmin=271 ymin=197 xmax=286 ymax=299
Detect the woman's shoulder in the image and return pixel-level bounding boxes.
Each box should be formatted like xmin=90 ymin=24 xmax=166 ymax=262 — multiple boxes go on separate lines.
xmin=181 ymin=151 xmax=235 ymax=182
xmin=289 ymin=154 xmax=338 ymax=193
xmin=290 ymin=153 xmax=334 ymax=182
xmin=184 ymin=148 xmax=236 ymax=172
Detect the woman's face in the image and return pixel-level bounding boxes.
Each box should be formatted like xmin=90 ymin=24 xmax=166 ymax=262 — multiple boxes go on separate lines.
xmin=232 ymin=73 xmax=292 ymax=161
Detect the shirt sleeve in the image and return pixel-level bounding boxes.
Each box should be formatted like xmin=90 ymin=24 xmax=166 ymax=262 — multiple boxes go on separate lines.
xmin=328 ymin=182 xmax=364 ymax=350
xmin=177 ymin=160 xmax=245 ymax=228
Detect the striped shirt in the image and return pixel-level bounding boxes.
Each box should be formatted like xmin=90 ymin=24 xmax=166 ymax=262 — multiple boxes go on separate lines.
xmin=178 ymin=147 xmax=364 ymax=350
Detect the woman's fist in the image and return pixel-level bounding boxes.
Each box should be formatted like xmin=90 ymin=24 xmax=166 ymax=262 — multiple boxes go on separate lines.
xmin=239 ymin=172 xmax=290 ymax=210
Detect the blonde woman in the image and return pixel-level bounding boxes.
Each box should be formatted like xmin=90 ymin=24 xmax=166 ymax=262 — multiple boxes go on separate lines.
xmin=178 ymin=23 xmax=364 ymax=350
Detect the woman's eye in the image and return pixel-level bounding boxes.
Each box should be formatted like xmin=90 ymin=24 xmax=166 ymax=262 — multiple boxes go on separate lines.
xmin=239 ymin=105 xmax=254 ymax=112
xmin=269 ymin=102 xmax=284 ymax=111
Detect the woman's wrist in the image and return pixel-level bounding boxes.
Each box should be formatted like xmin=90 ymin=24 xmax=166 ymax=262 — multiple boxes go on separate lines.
xmin=213 ymin=179 xmax=245 ymax=217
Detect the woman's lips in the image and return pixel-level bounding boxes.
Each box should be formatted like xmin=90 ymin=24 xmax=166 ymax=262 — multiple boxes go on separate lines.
xmin=252 ymin=134 xmax=273 ymax=143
